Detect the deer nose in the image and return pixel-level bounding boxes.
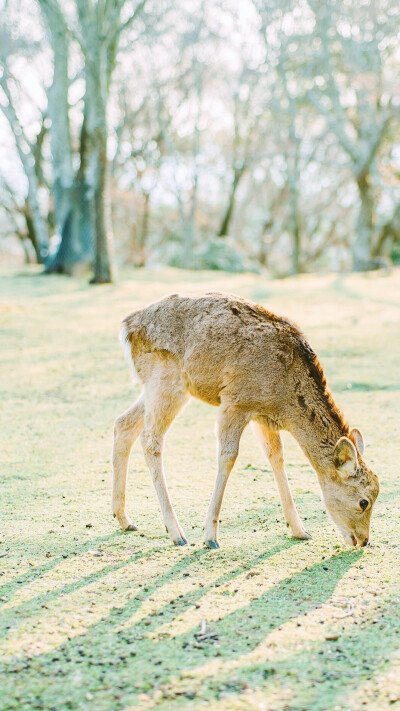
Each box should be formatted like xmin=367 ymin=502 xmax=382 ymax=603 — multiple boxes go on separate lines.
xmin=361 ymin=537 xmax=369 ymax=547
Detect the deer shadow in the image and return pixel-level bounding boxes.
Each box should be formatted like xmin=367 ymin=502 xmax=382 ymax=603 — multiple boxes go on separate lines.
xmin=1 ymin=541 xmax=364 ymax=710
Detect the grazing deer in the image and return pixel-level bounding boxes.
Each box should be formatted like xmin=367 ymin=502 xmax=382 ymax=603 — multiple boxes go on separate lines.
xmin=112 ymin=292 xmax=379 ymax=548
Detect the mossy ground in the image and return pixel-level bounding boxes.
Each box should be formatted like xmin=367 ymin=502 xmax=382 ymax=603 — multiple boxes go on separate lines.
xmin=1 ymin=267 xmax=399 ymax=711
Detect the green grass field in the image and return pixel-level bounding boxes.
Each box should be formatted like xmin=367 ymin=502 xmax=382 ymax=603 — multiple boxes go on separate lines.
xmin=1 ymin=266 xmax=400 ymax=711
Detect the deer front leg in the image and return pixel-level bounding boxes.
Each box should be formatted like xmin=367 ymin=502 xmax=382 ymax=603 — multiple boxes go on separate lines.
xmin=204 ymin=407 xmax=249 ymax=549
xmin=112 ymin=395 xmax=145 ymax=530
xmin=252 ymin=421 xmax=311 ymax=540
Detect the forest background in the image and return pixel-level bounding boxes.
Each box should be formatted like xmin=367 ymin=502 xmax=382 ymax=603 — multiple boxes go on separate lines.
xmin=1 ymin=0 xmax=400 ymax=283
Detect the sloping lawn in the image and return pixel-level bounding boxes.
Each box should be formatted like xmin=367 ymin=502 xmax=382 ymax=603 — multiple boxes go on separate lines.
xmin=1 ymin=266 xmax=399 ymax=711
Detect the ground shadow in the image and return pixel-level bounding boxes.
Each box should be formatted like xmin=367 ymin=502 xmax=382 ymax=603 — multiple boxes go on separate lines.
xmin=1 ymin=544 xmax=363 ymax=710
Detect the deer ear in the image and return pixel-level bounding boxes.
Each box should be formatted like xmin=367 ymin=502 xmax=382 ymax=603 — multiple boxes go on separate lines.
xmin=348 ymin=427 xmax=365 ymax=455
xmin=333 ymin=437 xmax=358 ymax=477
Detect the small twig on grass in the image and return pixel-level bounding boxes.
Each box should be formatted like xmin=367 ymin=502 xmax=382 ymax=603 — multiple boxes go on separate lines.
xmin=331 ymin=597 xmax=355 ymax=619
xmin=193 ymin=618 xmax=219 ymax=645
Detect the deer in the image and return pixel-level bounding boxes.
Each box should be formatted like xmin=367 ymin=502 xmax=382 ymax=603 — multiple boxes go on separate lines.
xmin=112 ymin=291 xmax=380 ymax=549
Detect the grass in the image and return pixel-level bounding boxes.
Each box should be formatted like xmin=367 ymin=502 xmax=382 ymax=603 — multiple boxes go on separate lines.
xmin=0 ymin=265 xmax=400 ymax=711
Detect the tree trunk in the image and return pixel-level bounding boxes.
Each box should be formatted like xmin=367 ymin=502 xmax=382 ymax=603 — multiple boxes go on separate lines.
xmin=91 ymin=125 xmax=113 ymax=283
xmin=372 ymin=203 xmax=400 ymax=258
xmin=19 ymin=235 xmax=33 ymax=264
xmin=292 ymin=220 xmax=301 ymax=275
xmin=258 ymin=219 xmax=273 ymax=267
xmin=25 ymin=185 xmax=48 ymax=263
xmin=353 ymin=174 xmax=374 ymax=270
xmin=182 ymin=176 xmax=198 ymax=269
xmin=217 ymin=165 xmax=245 ymax=238
xmin=183 ymin=221 xmax=194 ymax=269
xmin=182 ymin=147 xmax=199 ymax=269
xmin=137 ymin=191 xmax=150 ymax=265
xmin=44 ymin=179 xmax=92 ymax=274
xmin=84 ymin=36 xmax=114 ymax=284
xmin=45 ymin=6 xmax=74 ymax=231
xmin=288 ymin=176 xmax=301 ymax=275
xmin=41 ymin=3 xmax=94 ymax=275
xmin=24 ymin=209 xmax=44 ymax=263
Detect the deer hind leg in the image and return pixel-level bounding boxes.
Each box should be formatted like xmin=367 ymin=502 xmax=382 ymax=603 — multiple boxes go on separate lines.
xmin=140 ymin=361 xmax=190 ymax=546
xmin=252 ymin=421 xmax=311 ymax=540
xmin=112 ymin=394 xmax=145 ymax=531
xmin=204 ymin=405 xmax=249 ymax=549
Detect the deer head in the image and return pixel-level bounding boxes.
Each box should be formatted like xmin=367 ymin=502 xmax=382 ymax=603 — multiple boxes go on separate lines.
xmin=322 ymin=428 xmax=380 ymax=546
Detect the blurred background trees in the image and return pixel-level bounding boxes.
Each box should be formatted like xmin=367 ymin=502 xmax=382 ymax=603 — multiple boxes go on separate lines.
xmin=1 ymin=0 xmax=399 ymax=282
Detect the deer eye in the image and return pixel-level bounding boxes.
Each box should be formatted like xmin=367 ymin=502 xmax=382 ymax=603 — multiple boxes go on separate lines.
xmin=360 ymin=499 xmax=369 ymax=511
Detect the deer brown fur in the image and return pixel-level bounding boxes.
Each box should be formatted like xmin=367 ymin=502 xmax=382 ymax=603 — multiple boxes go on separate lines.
xmin=112 ymin=292 xmax=380 ymax=548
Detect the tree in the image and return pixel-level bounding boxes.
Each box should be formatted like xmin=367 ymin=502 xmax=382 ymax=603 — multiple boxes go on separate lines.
xmin=37 ymin=0 xmax=147 ymax=282
xmin=216 ymin=61 xmax=264 ymax=240
xmin=37 ymin=2 xmax=92 ymax=275
xmin=0 ymin=26 xmax=50 ymax=263
xmin=307 ymin=0 xmax=400 ymax=269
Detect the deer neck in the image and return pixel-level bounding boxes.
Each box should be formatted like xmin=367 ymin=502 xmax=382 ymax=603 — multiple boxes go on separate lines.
xmin=287 ymin=397 xmax=348 ymax=484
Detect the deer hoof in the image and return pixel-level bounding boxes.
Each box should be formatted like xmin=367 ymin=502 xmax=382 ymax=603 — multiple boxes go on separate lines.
xmin=205 ymin=539 xmax=220 ymax=550
xmin=294 ymin=529 xmax=312 ymax=540
xmin=124 ymin=523 xmax=138 ymax=532
xmin=175 ymin=536 xmax=188 ymax=546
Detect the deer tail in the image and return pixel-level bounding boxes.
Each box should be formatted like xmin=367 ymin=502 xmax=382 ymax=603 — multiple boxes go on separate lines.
xmin=119 ymin=323 xmax=139 ymax=381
